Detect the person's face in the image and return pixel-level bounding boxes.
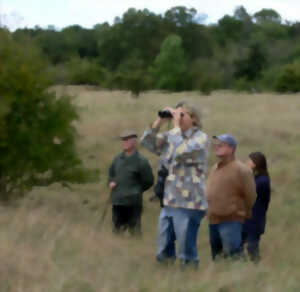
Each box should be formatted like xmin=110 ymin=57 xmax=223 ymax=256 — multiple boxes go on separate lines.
xmin=121 ymin=137 xmax=137 ymax=152
xmin=247 ymin=158 xmax=256 ymax=170
xmin=214 ymin=140 xmax=235 ymax=158
xmin=176 ymin=107 xmax=194 ymax=132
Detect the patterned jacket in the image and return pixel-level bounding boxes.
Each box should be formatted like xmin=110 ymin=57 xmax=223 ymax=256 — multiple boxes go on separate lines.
xmin=141 ymin=126 xmax=209 ymax=210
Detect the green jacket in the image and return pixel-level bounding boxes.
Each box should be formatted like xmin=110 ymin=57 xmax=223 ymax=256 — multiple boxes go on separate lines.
xmin=108 ymin=151 xmax=154 ymax=206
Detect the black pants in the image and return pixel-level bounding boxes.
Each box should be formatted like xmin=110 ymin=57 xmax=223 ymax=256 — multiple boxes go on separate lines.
xmin=242 ymin=231 xmax=261 ymax=263
xmin=112 ymin=205 xmax=142 ymax=235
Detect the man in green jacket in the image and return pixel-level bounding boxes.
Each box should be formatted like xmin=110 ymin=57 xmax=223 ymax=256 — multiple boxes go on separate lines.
xmin=108 ymin=129 xmax=154 ymax=235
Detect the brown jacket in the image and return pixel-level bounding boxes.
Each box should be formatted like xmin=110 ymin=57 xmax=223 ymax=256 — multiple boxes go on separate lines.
xmin=206 ymin=158 xmax=256 ymax=224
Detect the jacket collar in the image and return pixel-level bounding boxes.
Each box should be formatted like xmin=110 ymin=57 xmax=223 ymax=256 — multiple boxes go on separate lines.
xmin=217 ymin=156 xmax=235 ymax=168
xmin=182 ymin=126 xmax=197 ymax=139
xmin=120 ymin=150 xmax=138 ymax=159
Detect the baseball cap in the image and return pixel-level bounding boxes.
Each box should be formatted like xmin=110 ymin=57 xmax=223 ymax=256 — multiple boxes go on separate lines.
xmin=212 ymin=134 xmax=238 ymax=149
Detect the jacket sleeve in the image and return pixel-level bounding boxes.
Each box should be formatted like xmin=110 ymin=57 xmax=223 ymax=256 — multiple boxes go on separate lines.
xmin=241 ymin=167 xmax=257 ymax=218
xmin=108 ymin=158 xmax=116 ymax=185
xmin=140 ymin=128 xmax=168 ymax=156
xmin=256 ymin=176 xmax=271 ymax=211
xmin=139 ymin=157 xmax=154 ymax=192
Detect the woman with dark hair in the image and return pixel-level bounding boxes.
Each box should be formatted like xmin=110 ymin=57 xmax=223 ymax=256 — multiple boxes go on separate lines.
xmin=242 ymin=152 xmax=271 ymax=262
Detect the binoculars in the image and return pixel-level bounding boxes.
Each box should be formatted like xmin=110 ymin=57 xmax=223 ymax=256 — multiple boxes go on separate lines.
xmin=158 ymin=110 xmax=173 ymax=118
xmin=158 ymin=110 xmax=184 ymax=118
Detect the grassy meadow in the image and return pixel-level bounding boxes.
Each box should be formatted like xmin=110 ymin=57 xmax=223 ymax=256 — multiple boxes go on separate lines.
xmin=1 ymin=86 xmax=300 ymax=292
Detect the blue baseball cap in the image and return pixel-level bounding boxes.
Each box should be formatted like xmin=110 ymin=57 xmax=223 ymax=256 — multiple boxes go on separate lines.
xmin=213 ymin=134 xmax=238 ymax=149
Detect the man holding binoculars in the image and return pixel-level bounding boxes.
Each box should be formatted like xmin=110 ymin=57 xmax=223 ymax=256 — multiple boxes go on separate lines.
xmin=141 ymin=101 xmax=209 ymax=268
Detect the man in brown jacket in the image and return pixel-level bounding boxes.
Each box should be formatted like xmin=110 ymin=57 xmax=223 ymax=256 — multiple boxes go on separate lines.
xmin=206 ymin=134 xmax=256 ymax=260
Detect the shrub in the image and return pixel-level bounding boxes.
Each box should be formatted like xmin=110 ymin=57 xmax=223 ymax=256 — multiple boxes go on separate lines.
xmin=259 ymin=65 xmax=282 ymax=91
xmin=0 ymin=30 xmax=99 ymax=201
xmin=233 ymin=77 xmax=254 ymax=92
xmin=274 ymin=61 xmax=300 ymax=92
xmin=66 ymin=57 xmax=108 ymax=86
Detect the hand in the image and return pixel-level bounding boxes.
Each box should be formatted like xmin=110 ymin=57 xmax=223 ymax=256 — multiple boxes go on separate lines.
xmin=152 ymin=113 xmax=172 ymax=129
xmin=109 ymin=181 xmax=117 ymax=189
xmin=171 ymin=108 xmax=183 ymax=128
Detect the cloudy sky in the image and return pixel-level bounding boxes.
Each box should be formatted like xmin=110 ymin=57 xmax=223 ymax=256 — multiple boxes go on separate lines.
xmin=1 ymin=0 xmax=300 ymax=31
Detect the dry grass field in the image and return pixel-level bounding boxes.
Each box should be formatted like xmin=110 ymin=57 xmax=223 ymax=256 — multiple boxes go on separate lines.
xmin=1 ymin=86 xmax=300 ymax=292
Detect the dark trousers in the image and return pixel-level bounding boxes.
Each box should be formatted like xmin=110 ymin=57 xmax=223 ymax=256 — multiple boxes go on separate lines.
xmin=242 ymin=231 xmax=261 ymax=263
xmin=112 ymin=205 xmax=142 ymax=235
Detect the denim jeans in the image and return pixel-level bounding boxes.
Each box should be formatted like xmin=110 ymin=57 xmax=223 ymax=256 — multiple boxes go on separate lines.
xmin=157 ymin=206 xmax=206 ymax=265
xmin=209 ymin=221 xmax=243 ymax=260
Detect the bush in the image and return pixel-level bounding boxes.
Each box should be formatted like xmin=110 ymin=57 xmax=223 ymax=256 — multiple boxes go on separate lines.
xmin=275 ymin=61 xmax=300 ymax=92
xmin=66 ymin=57 xmax=108 ymax=86
xmin=259 ymin=65 xmax=282 ymax=91
xmin=233 ymin=77 xmax=254 ymax=92
xmin=0 ymin=30 xmax=99 ymax=201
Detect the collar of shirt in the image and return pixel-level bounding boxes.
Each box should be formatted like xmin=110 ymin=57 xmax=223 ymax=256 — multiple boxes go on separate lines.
xmin=120 ymin=151 xmax=138 ymax=159
xmin=182 ymin=127 xmax=195 ymax=139
xmin=217 ymin=156 xmax=235 ymax=169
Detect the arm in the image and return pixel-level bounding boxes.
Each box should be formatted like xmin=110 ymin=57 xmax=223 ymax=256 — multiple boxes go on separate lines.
xmin=108 ymin=158 xmax=117 ymax=189
xmin=241 ymin=167 xmax=257 ymax=218
xmin=140 ymin=118 xmax=169 ymax=156
xmin=256 ymin=176 xmax=271 ymax=211
xmin=139 ymin=158 xmax=154 ymax=192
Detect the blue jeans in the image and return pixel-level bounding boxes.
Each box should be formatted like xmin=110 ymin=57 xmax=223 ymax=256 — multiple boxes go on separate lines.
xmin=209 ymin=221 xmax=243 ymax=260
xmin=157 ymin=206 xmax=206 ymax=265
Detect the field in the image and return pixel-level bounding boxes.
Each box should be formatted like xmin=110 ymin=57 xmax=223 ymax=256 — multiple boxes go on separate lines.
xmin=1 ymin=86 xmax=300 ymax=292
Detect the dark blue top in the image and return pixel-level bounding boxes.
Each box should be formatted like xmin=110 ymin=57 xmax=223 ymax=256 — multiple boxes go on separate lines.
xmin=243 ymin=174 xmax=271 ymax=235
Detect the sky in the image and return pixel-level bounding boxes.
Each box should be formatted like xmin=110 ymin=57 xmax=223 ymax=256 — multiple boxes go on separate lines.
xmin=1 ymin=0 xmax=300 ymax=31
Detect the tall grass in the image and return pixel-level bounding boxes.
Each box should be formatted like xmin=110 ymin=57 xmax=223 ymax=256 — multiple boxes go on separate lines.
xmin=1 ymin=87 xmax=300 ymax=292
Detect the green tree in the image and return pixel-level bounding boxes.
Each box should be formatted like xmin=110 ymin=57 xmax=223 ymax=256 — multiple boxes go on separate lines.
xmin=95 ymin=9 xmax=166 ymax=71
xmin=164 ymin=6 xmax=198 ymax=27
xmin=61 ymin=25 xmax=98 ymax=59
xmin=34 ymin=28 xmax=69 ymax=64
xmin=0 ymin=30 xmax=98 ymax=201
xmin=254 ymin=9 xmax=282 ymax=24
xmin=234 ymin=43 xmax=267 ymax=81
xmin=215 ymin=15 xmax=244 ymax=45
xmin=151 ymin=34 xmax=187 ymax=91
xmin=164 ymin=6 xmax=213 ymax=59
xmin=110 ymin=57 xmax=151 ymax=97
xmin=234 ymin=6 xmax=252 ymax=23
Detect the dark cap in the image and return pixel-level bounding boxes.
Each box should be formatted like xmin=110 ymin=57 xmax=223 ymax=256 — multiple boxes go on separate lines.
xmin=120 ymin=129 xmax=138 ymax=139
xmin=213 ymin=134 xmax=238 ymax=149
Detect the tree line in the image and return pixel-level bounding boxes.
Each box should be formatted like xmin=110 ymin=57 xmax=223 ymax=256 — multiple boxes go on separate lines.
xmin=4 ymin=5 xmax=300 ymax=94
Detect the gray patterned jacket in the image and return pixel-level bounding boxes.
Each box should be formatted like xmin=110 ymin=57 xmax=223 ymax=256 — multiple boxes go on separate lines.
xmin=141 ymin=126 xmax=209 ymax=210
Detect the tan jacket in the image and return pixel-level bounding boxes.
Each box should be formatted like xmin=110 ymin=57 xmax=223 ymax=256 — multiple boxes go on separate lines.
xmin=206 ymin=159 xmax=256 ymax=224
